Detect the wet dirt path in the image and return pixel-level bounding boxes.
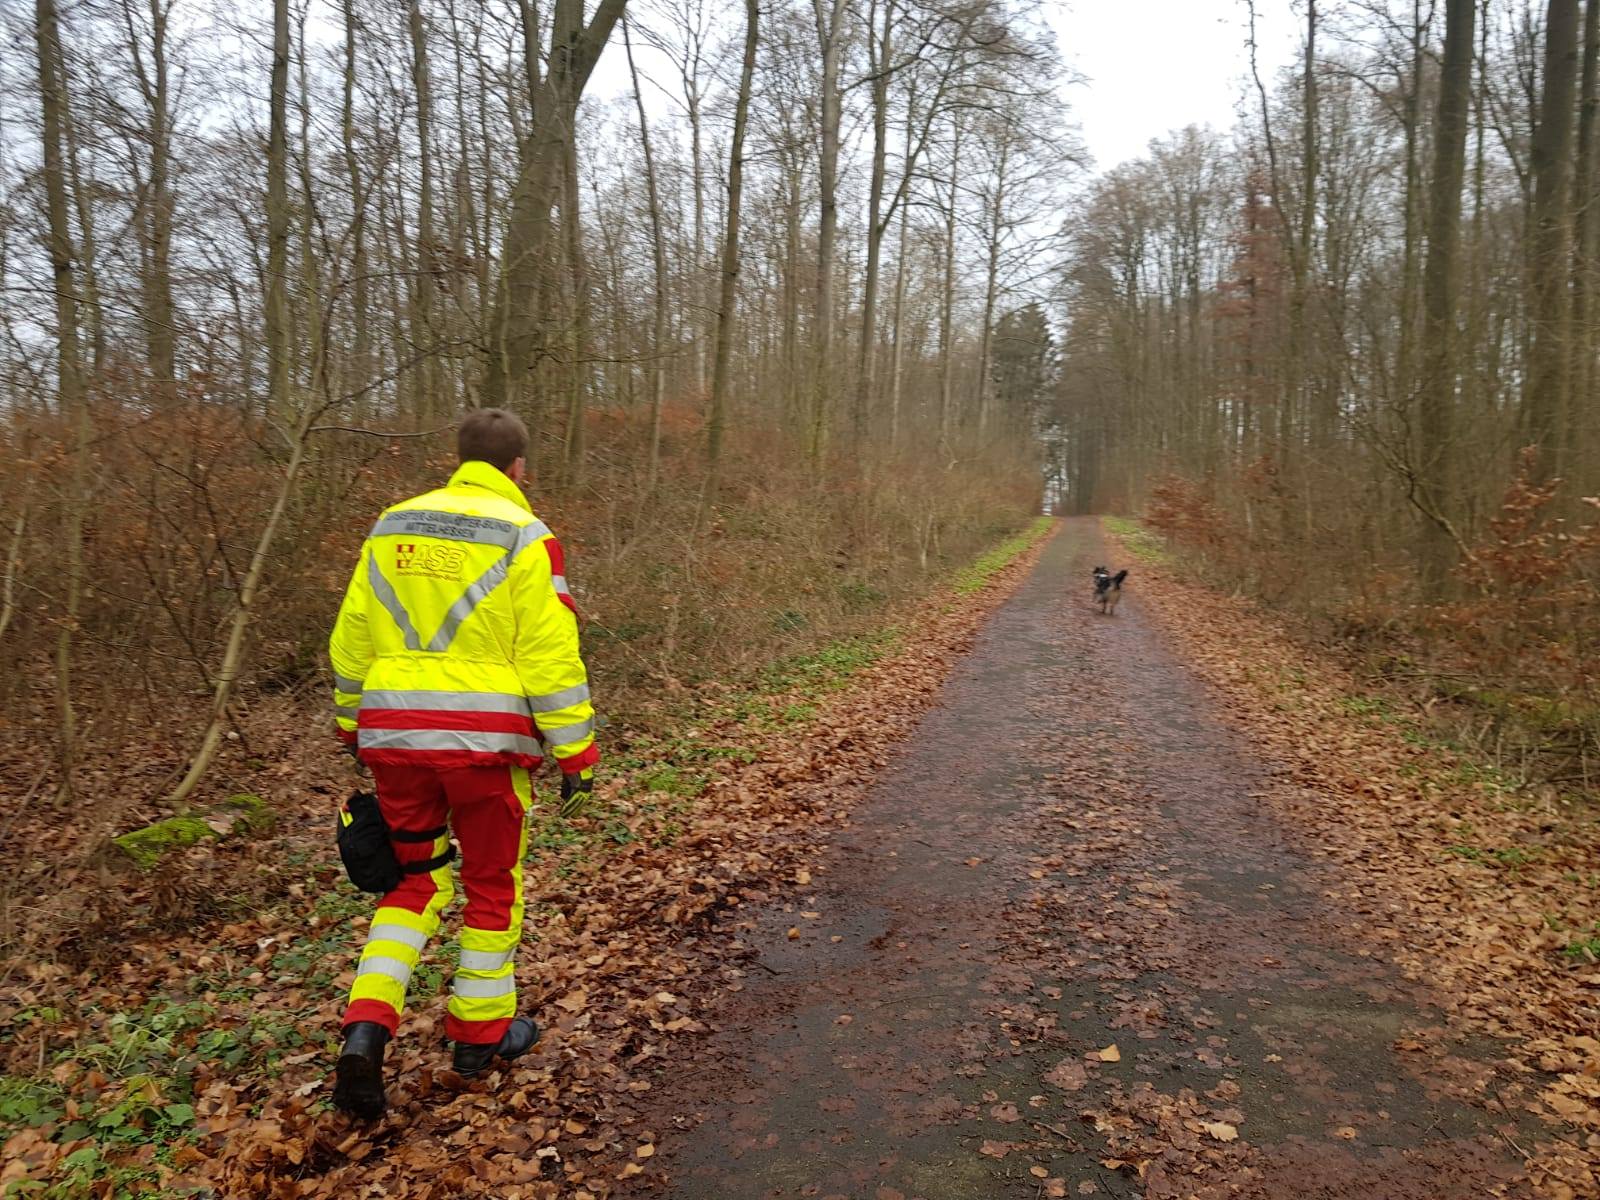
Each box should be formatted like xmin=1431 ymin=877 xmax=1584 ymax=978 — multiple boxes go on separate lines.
xmin=626 ymin=519 xmax=1537 ymax=1199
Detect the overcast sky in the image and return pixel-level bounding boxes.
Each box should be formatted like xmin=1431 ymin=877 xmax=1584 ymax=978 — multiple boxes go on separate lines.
xmin=585 ymin=0 xmax=1306 ymax=179
xmin=1048 ymin=0 xmax=1302 ymax=171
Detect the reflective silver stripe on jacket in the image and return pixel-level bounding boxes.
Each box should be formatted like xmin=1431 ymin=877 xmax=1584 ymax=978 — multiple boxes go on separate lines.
xmin=360 ymin=689 xmax=531 ymax=716
xmin=364 ymin=517 xmax=552 ymax=654
xmin=357 ymin=727 xmax=542 ymax=757
xmin=370 ymin=509 xmax=521 ymax=549
xmin=356 ymin=954 xmax=414 ymax=984
xmin=333 ymin=672 xmax=365 ymax=695
xmin=367 ymin=924 xmax=430 ymax=952
xmin=458 ymin=948 xmax=513 ymax=973
xmin=368 ymin=550 xmax=422 ymax=650
xmin=537 ymin=716 xmax=594 ymax=746
xmin=452 ymin=974 xmax=516 ymax=999
xmin=427 ymin=554 xmax=514 ymax=652
xmin=527 ymin=682 xmax=589 ymax=711
xmin=551 ymin=573 xmax=571 ymax=596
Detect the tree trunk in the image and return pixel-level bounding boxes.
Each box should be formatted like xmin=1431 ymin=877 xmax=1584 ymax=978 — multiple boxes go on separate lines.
xmin=1417 ymin=0 xmax=1477 ymax=596
xmin=706 ymin=0 xmax=759 ymax=483
xmin=1571 ymin=0 xmax=1600 ymax=490
xmin=977 ymin=137 xmax=1009 ymax=440
xmin=938 ymin=113 xmax=964 ymax=443
xmin=1523 ymin=0 xmax=1581 ymax=470
xmin=409 ymin=0 xmax=440 ymax=415
xmin=623 ymin=17 xmax=669 ymax=491
xmin=265 ymin=0 xmax=291 ymax=416
xmin=123 ymin=0 xmax=177 ymax=386
xmin=808 ymin=0 xmax=847 ymax=467
xmin=560 ymin=125 xmax=589 ymax=486
xmin=35 ymin=0 xmax=88 ymax=800
xmin=482 ymin=0 xmax=628 ymax=414
xmin=853 ymin=0 xmax=894 ymax=449
xmin=341 ymin=0 xmax=371 ymax=406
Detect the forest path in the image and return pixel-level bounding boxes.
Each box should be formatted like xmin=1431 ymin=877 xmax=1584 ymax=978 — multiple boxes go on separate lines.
xmin=623 ymin=518 xmax=1536 ymax=1200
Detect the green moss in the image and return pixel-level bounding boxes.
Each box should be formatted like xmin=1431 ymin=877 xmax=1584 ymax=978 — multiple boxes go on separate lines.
xmin=113 ymin=817 xmax=215 ymax=870
xmin=222 ymin=792 xmax=272 ymax=832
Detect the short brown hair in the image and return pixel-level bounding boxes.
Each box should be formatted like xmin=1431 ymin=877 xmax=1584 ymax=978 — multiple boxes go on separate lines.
xmin=457 ymin=407 xmax=528 ymax=470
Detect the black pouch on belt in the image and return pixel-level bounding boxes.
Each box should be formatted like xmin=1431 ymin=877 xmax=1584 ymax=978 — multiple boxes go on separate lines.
xmin=337 ymin=790 xmax=455 ymax=894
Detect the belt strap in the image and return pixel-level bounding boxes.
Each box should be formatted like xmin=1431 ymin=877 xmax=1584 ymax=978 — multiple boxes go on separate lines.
xmin=391 ymin=824 xmax=448 ymax=844
xmin=400 ymin=844 xmax=456 ymax=874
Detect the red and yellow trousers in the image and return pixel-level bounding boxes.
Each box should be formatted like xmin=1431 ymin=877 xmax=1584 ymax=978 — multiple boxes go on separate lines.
xmin=341 ymin=762 xmax=533 ymax=1045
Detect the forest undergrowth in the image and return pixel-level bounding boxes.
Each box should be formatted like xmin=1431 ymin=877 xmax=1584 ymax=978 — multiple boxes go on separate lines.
xmin=0 ymin=507 xmax=1054 ymax=1199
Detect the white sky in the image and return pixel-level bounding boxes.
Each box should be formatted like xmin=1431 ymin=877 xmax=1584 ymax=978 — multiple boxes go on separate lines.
xmin=1047 ymin=0 xmax=1302 ymax=171
xmin=584 ymin=0 xmax=1306 ymax=178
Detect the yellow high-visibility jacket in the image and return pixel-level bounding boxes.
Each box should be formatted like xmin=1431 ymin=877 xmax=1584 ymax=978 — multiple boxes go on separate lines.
xmin=329 ymin=460 xmax=597 ymax=773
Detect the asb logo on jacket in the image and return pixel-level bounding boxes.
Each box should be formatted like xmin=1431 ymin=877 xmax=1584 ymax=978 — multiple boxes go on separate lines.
xmin=396 ymin=542 xmax=467 ymax=581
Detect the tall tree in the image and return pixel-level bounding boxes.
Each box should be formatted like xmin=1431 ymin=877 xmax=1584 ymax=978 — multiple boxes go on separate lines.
xmin=808 ymin=0 xmax=848 ymax=464
xmin=1417 ymin=0 xmax=1478 ymax=594
xmin=622 ymin=16 xmax=670 ymax=489
xmin=409 ymin=0 xmax=440 ymax=413
xmin=1523 ymin=0 xmax=1582 ymax=469
xmin=706 ymin=0 xmax=759 ymax=482
xmin=482 ymin=0 xmax=628 ymax=415
xmin=35 ymin=0 xmax=88 ymax=797
xmin=265 ymin=0 xmax=291 ymax=415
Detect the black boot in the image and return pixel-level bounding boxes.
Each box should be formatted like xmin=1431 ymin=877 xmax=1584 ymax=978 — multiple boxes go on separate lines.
xmin=452 ymin=1016 xmax=539 ymax=1077
xmin=332 ymin=1021 xmax=390 ymax=1119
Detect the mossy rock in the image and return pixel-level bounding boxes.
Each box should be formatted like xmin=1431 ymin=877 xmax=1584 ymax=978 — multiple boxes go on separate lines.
xmin=113 ymin=817 xmax=217 ymax=870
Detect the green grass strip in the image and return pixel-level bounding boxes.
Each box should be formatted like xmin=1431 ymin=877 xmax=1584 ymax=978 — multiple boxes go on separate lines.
xmin=953 ymin=515 xmax=1056 ymax=595
xmin=1100 ymin=515 xmax=1168 ymax=564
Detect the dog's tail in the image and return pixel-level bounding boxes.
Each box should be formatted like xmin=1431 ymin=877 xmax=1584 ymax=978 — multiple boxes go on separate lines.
xmin=1112 ymin=569 xmax=1128 ymax=587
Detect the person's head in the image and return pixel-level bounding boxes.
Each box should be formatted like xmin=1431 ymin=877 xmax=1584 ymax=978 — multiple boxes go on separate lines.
xmin=457 ymin=407 xmax=528 ymax=483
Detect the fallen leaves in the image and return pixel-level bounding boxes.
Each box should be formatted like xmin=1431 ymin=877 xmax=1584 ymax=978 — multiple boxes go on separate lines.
xmin=1095 ymin=1044 xmax=1120 ymax=1063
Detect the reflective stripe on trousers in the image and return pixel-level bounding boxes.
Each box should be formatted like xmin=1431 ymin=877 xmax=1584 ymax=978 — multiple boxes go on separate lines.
xmin=345 ymin=837 xmax=455 ymax=1024
xmin=446 ymin=766 xmax=534 ymax=1041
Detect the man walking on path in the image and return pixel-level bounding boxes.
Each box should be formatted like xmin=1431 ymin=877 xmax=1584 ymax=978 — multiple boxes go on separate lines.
xmin=326 ymin=408 xmax=598 ymax=1118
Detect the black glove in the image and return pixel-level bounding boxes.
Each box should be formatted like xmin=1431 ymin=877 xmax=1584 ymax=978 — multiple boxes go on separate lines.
xmin=559 ymin=768 xmax=594 ymax=819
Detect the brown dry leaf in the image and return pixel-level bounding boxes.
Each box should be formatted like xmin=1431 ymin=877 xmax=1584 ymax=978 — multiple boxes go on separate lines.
xmin=1096 ymin=1044 xmax=1121 ymax=1063
xmin=554 ymin=988 xmax=588 ymax=1013
xmin=795 ymin=869 xmax=812 ymax=885
xmin=1030 ymin=1165 xmax=1049 ymax=1178
xmin=786 ymin=927 xmax=800 ymax=940
xmin=1045 ymin=1059 xmax=1087 ymax=1091
xmin=635 ymin=1143 xmax=655 ymax=1159
xmin=1200 ymin=1121 xmax=1238 ymax=1142
xmin=979 ymin=1139 xmax=1009 ymax=1159
xmin=1334 ymin=1127 xmax=1359 ymax=1140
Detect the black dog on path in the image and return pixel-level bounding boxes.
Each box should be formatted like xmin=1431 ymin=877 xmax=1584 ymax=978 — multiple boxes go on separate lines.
xmin=1092 ymin=566 xmax=1128 ymax=615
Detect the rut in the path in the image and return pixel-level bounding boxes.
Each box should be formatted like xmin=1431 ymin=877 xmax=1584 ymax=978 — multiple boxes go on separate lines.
xmin=621 ymin=519 xmax=1539 ymax=1200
